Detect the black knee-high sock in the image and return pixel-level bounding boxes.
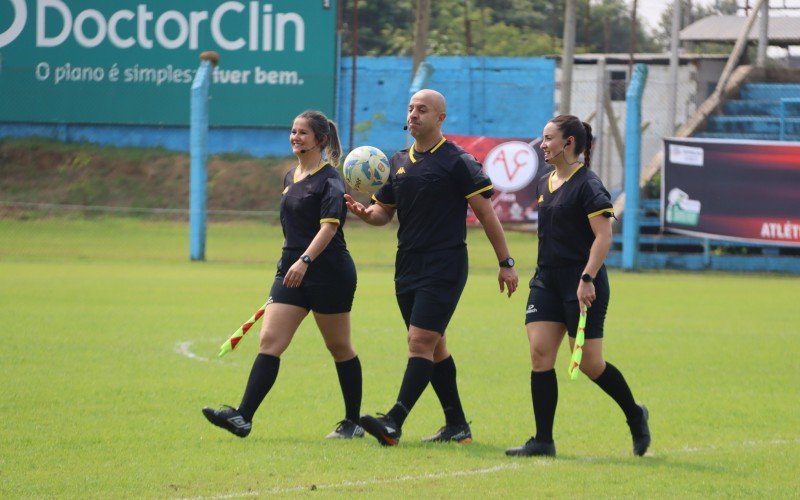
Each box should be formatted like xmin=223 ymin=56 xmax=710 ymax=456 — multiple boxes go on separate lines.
xmin=335 ymin=356 xmax=362 ymax=423
xmin=430 ymin=356 xmax=467 ymax=426
xmin=386 ymin=357 xmax=434 ymax=428
xmin=591 ymin=362 xmax=642 ymax=422
xmin=237 ymin=353 xmax=280 ymax=422
xmin=532 ymin=369 xmax=558 ymax=443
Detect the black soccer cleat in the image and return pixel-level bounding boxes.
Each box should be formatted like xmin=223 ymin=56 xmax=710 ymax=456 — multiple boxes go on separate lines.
xmin=629 ymin=404 xmax=651 ymax=456
xmin=202 ymin=405 xmax=252 ymax=438
xmin=421 ymin=423 xmax=473 ymax=444
xmin=505 ymin=437 xmax=556 ymax=457
xmin=326 ymin=419 xmax=365 ymax=439
xmin=359 ymin=413 xmax=401 ymax=446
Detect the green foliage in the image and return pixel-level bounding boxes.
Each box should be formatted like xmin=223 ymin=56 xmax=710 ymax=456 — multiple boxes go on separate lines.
xmin=340 ymin=0 xmax=660 ymax=56
xmin=1 ymin=218 xmax=799 ymax=496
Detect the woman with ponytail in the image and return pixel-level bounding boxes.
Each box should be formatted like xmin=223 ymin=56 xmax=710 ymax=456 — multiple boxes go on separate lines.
xmin=202 ymin=110 xmax=364 ymax=440
xmin=506 ymin=114 xmax=650 ymax=458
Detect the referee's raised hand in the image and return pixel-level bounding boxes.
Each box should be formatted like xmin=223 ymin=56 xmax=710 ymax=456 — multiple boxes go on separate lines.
xmin=344 ymin=193 xmax=393 ymax=226
xmin=344 ymin=193 xmax=368 ymax=219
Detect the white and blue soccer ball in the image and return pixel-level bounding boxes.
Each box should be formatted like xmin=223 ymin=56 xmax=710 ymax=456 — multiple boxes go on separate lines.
xmin=342 ymin=145 xmax=390 ymax=194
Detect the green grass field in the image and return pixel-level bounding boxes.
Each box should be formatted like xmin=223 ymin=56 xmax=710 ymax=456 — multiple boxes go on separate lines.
xmin=1 ymin=217 xmax=799 ymax=497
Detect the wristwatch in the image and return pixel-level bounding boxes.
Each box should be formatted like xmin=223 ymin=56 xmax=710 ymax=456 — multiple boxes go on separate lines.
xmin=499 ymin=257 xmax=515 ymax=268
xmin=581 ymin=273 xmax=594 ymax=283
xmin=300 ymin=254 xmax=312 ymax=264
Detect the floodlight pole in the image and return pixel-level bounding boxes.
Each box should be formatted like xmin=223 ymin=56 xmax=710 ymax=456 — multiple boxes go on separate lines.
xmin=756 ymin=0 xmax=769 ymax=68
xmin=560 ymin=0 xmax=577 ymax=115
xmin=667 ymin=0 xmax=681 ymax=137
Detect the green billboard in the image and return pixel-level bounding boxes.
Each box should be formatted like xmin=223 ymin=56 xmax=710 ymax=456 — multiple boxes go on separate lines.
xmin=0 ymin=0 xmax=337 ymax=126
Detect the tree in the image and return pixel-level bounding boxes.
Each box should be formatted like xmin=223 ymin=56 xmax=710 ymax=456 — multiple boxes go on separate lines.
xmin=339 ymin=0 xmax=660 ymax=56
xmin=653 ymin=0 xmax=738 ymax=50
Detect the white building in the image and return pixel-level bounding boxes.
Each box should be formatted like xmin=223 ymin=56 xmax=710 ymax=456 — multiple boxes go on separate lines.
xmin=555 ymin=53 xmax=727 ymax=194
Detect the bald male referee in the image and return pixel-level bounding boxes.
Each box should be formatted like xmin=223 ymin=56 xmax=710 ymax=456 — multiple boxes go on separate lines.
xmin=345 ymin=89 xmax=518 ymax=446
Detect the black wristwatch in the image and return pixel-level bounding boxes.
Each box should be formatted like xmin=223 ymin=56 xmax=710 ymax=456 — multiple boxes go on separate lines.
xmin=581 ymin=273 xmax=594 ymax=283
xmin=300 ymin=254 xmax=312 ymax=264
xmin=499 ymin=257 xmax=515 ymax=268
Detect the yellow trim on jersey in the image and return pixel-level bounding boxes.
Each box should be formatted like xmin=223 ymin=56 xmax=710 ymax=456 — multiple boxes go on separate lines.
xmin=409 ymin=136 xmax=447 ymax=163
xmin=588 ymin=208 xmax=614 ymax=219
xmin=548 ymin=163 xmax=585 ymax=193
xmin=320 ymin=218 xmax=341 ymax=225
xmin=282 ymin=186 xmax=289 ymax=194
xmin=371 ymin=194 xmax=396 ymax=208
xmin=465 ymin=184 xmax=493 ymax=199
xmin=293 ymin=159 xmax=327 ymax=183
xmin=430 ymin=136 xmax=447 ymax=152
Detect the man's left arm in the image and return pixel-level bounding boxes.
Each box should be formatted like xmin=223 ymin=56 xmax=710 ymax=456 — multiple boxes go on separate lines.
xmin=468 ymin=194 xmax=519 ymax=297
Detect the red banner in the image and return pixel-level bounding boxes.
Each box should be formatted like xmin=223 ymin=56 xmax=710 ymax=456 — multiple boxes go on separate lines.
xmin=663 ymin=138 xmax=800 ymax=246
xmin=448 ymin=134 xmax=547 ymax=224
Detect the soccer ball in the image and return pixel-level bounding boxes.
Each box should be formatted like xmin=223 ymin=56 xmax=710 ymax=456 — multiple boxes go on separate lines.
xmin=342 ymin=146 xmax=390 ymax=194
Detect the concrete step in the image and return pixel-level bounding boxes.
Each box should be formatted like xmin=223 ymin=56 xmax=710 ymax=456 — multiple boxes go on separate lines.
xmin=705 ymin=116 xmax=800 ymax=135
xmin=694 ymin=131 xmax=800 ymax=141
xmin=606 ymin=250 xmax=800 ymax=274
xmin=740 ymin=83 xmax=800 ymax=101
xmin=722 ymin=99 xmax=800 ymax=116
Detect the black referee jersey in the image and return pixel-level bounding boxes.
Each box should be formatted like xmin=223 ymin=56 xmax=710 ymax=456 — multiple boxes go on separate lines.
xmin=372 ymin=138 xmax=493 ymax=253
xmin=535 ymin=164 xmax=614 ymax=268
xmin=280 ymin=162 xmax=348 ymax=257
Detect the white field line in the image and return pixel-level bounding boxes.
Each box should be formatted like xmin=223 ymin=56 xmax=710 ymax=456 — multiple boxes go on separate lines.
xmin=181 ymin=463 xmax=528 ymax=499
xmin=175 ymin=340 xmax=209 ymax=362
xmin=175 ymin=339 xmax=243 ymax=367
xmin=180 ymin=437 xmax=800 ymax=499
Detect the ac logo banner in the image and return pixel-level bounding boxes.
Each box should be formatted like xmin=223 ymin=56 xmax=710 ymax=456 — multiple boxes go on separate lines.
xmin=450 ymin=134 xmax=548 ymax=224
xmin=0 ymin=0 xmax=337 ymax=126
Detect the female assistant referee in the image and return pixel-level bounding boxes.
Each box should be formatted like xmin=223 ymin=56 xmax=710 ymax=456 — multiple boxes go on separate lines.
xmin=202 ymin=110 xmax=363 ymax=440
xmin=505 ymin=115 xmax=650 ymax=457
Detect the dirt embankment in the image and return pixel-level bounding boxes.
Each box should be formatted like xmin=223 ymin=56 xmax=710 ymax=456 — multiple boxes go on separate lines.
xmin=0 ymin=139 xmax=294 ymax=211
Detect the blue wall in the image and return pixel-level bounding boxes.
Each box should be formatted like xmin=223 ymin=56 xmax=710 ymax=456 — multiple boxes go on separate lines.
xmin=0 ymin=56 xmax=555 ymax=157
xmin=337 ymin=56 xmax=555 ymax=154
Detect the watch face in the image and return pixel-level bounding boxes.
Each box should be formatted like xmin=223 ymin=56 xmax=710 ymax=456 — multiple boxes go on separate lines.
xmin=508 ymin=258 xmax=515 ymax=267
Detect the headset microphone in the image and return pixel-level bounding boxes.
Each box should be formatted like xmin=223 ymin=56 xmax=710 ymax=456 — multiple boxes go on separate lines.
xmin=298 ymin=145 xmax=316 ymax=154
xmin=548 ymin=139 xmax=571 ymax=162
xmin=403 ymin=125 xmax=408 ymax=130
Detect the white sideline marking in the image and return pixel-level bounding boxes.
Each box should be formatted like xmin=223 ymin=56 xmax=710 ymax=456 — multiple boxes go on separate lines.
xmin=183 ymin=463 xmax=527 ymax=499
xmin=180 ymin=437 xmax=800 ymax=499
xmin=175 ymin=340 xmax=209 ymax=362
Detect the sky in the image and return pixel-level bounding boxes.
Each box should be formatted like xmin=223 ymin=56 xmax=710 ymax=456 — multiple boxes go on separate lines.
xmin=633 ymin=0 xmax=717 ymax=33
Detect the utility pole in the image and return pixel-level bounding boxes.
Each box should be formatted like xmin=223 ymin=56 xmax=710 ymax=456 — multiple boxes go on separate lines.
xmin=560 ymin=0 xmax=577 ymax=115
xmin=349 ymin=0 xmax=358 ymax=151
xmin=756 ymin=0 xmax=768 ymax=67
xmin=667 ymin=0 xmax=681 ymax=136
xmin=411 ymin=0 xmax=431 ymax=78
xmin=627 ymin=0 xmax=638 ymax=78
xmin=464 ymin=0 xmax=473 ymax=55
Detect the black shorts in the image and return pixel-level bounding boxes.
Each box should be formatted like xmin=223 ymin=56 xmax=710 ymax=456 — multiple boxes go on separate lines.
xmin=395 ymin=247 xmax=468 ymax=334
xmin=524 ymin=264 xmax=609 ymax=339
xmin=268 ymin=250 xmax=357 ymax=314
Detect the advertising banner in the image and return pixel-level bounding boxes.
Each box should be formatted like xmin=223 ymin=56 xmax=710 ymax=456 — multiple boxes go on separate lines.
xmin=449 ymin=134 xmax=549 ymax=224
xmin=663 ymin=137 xmax=800 ymax=246
xmin=0 ymin=0 xmax=336 ymax=126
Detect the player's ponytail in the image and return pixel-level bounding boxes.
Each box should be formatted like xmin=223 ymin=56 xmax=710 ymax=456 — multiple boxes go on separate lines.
xmin=326 ymin=120 xmax=342 ymax=167
xmin=582 ymin=121 xmax=593 ymax=169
